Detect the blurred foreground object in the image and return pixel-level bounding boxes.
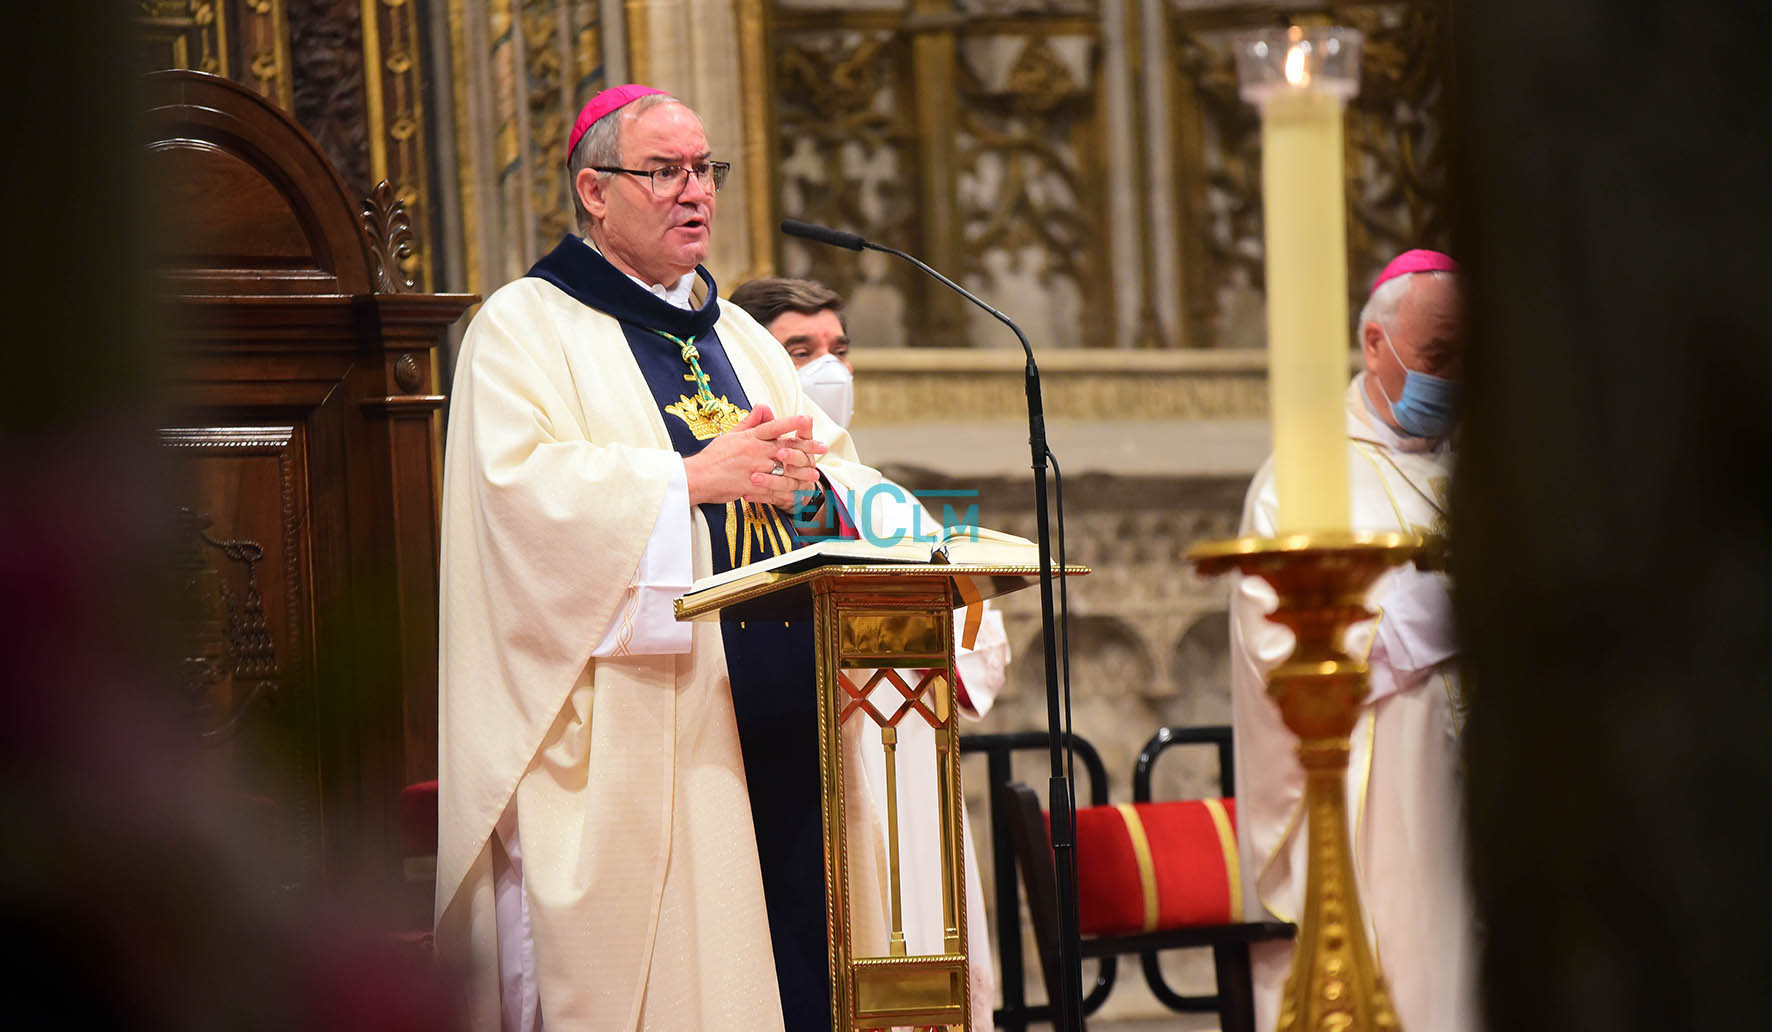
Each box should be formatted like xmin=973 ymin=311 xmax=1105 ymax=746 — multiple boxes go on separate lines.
xmin=1451 ymin=0 xmax=1772 ymax=1028
xmin=0 ymin=10 xmax=464 ymax=1025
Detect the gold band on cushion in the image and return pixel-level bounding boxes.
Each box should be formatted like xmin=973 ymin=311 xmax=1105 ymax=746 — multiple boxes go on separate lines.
xmin=1113 ymin=803 xmax=1161 ymax=933
xmin=1203 ymin=797 xmax=1242 ymax=922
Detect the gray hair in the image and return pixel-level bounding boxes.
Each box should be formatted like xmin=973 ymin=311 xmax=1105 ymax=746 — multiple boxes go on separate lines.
xmin=567 ymin=93 xmax=689 ymax=233
xmin=1357 ymin=269 xmax=1456 ymax=337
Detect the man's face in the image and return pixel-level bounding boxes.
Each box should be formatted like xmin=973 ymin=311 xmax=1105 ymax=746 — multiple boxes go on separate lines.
xmin=767 ymin=309 xmax=851 ymax=373
xmin=1363 ymin=274 xmax=1465 ymax=417
xmin=579 ymin=102 xmax=715 ymax=285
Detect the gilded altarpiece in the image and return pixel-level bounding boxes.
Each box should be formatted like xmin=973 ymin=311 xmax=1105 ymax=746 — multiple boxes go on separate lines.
xmin=770 ymin=0 xmax=1114 ymax=349
xmin=361 ymin=0 xmax=438 ymax=288
xmin=135 ymin=0 xmax=438 ymax=289
xmin=1164 ymin=0 xmax=1451 ymax=348
xmin=136 ymin=0 xmax=293 ymax=107
xmin=444 ymin=0 xmax=606 ymax=294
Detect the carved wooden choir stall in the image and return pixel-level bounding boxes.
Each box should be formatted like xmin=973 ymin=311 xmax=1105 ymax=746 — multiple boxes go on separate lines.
xmin=148 ymin=70 xmax=473 ymax=915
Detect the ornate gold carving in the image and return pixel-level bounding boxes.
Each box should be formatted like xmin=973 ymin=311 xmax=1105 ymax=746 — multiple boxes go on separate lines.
xmin=237 ymin=0 xmax=292 ymax=108
xmin=521 ymin=0 xmax=571 ymax=244
xmin=448 ymin=0 xmax=604 ymax=296
xmin=772 ymin=25 xmax=915 ymax=309
xmin=361 ymin=179 xmax=416 ymax=292
xmin=134 ymin=0 xmax=228 ymax=77
xmin=362 ymin=0 xmax=434 ymax=287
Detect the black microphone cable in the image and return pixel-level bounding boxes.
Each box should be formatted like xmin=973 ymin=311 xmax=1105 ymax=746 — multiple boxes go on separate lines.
xmin=1048 ymin=449 xmax=1080 ymax=919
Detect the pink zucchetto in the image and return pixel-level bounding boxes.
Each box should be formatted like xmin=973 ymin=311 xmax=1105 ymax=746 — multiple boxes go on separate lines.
xmin=567 ymin=84 xmax=668 ymax=159
xmin=1371 ymin=248 xmax=1460 ymax=293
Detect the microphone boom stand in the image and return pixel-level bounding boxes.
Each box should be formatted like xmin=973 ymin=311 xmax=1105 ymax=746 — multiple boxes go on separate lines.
xmin=780 ymin=220 xmax=1085 ymax=1032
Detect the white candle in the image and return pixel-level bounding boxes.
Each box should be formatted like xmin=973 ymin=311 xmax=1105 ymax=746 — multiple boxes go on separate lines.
xmin=1238 ymin=27 xmax=1362 ymax=534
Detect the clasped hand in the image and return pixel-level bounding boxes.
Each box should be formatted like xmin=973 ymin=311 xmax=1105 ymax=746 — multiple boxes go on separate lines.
xmin=683 ymin=404 xmax=827 ymax=511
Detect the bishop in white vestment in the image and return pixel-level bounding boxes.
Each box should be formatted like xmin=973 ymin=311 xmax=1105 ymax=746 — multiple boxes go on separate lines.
xmin=435 ymin=86 xmax=895 ymax=1032
xmin=1230 ymin=251 xmax=1478 ymax=1032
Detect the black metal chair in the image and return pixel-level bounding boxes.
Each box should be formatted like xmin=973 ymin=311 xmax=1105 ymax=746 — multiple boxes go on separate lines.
xmin=961 ymin=731 xmax=1114 ymax=1032
xmin=990 ymin=726 xmax=1294 ymax=1032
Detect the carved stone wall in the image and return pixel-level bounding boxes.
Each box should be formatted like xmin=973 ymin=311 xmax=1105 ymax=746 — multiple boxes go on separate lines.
xmin=1165 ymin=0 xmax=1451 ymax=347
xmin=772 ymin=0 xmax=1114 ymax=350
xmin=768 ymin=0 xmax=1450 ymax=351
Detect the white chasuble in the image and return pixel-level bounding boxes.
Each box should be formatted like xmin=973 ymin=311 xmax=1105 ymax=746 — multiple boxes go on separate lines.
xmin=1230 ymin=375 xmax=1477 ymax=1032
xmin=435 ymin=272 xmax=890 ymax=1031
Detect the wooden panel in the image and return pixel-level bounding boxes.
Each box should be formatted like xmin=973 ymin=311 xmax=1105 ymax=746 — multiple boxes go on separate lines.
xmin=148 ymin=142 xmax=317 ymax=268
xmin=144 ymin=71 xmax=374 ymax=297
xmin=166 ymin=425 xmax=321 ymax=889
xmin=149 ymin=69 xmax=475 ymax=912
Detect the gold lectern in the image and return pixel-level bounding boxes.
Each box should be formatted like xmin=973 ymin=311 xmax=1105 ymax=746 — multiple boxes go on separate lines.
xmin=677 ymin=559 xmax=1084 ymax=1032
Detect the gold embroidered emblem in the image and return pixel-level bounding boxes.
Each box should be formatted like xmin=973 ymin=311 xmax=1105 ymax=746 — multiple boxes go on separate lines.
xmin=655 ymin=328 xmax=750 ymax=440
xmin=666 ymin=393 xmax=749 ymax=440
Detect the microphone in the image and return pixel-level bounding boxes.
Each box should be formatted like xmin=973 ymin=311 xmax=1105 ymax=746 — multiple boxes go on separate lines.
xmin=780 ymin=219 xmax=865 ymax=252
xmin=778 ymin=220 xmax=1031 ymax=363
xmin=781 ymin=217 xmax=1084 ymax=1032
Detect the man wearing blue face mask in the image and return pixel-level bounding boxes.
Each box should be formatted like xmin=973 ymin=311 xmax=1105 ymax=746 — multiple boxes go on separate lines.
xmin=1229 ymin=250 xmax=1476 ymax=1032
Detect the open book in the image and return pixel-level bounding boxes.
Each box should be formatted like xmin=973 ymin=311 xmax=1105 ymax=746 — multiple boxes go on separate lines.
xmin=684 ymin=525 xmax=1043 ymax=597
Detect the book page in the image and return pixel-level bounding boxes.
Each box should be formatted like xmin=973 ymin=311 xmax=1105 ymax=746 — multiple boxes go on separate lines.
xmin=933 ymin=525 xmax=1043 ymax=566
xmin=685 ymin=535 xmax=930 ymax=596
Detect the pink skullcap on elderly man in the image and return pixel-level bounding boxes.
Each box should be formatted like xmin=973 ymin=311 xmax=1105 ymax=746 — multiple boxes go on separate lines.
xmin=1371 ymin=248 xmax=1459 ymax=293
xmin=567 ymin=83 xmax=668 ymax=157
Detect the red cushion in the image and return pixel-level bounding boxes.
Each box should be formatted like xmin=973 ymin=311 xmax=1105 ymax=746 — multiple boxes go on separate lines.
xmin=400 ymin=780 xmax=438 ymax=858
xmin=1064 ymin=798 xmax=1241 ymax=936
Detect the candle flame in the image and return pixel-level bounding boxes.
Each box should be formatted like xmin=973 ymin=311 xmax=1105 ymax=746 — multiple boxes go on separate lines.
xmin=1284 ymin=43 xmax=1311 ymax=87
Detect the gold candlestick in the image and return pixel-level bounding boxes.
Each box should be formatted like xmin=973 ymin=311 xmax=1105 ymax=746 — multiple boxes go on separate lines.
xmin=1192 ymin=531 xmax=1416 ymax=1032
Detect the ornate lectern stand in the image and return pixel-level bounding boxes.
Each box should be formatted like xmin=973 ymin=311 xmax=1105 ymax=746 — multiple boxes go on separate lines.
xmin=677 ymin=561 xmax=1082 ymax=1032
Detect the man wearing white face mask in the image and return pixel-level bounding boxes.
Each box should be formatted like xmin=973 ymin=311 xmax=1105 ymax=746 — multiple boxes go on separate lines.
xmin=730 ymin=277 xmax=1008 ymax=1032
xmin=1229 ymin=250 xmax=1477 ymax=1032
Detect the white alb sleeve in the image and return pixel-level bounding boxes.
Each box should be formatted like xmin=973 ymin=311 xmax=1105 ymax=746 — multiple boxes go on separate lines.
xmin=589 ymin=458 xmax=694 ymax=657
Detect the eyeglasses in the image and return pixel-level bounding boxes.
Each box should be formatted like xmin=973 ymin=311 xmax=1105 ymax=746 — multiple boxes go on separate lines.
xmin=594 ymin=161 xmax=731 ymax=196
